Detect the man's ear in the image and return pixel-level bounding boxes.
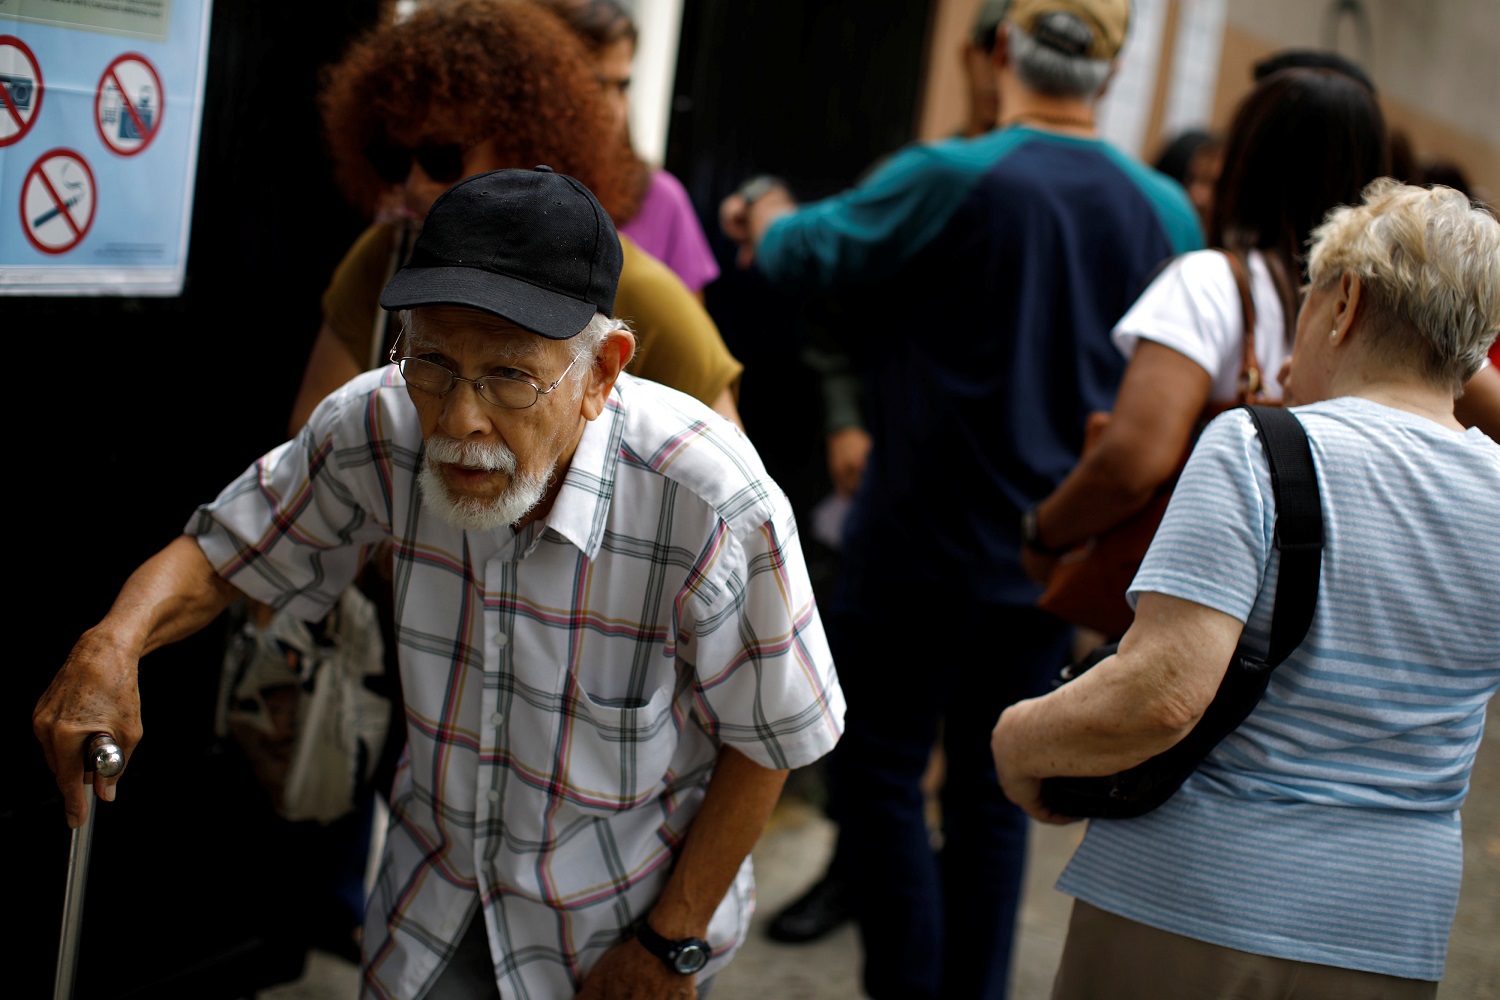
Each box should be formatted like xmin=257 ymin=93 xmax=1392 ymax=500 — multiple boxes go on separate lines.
xmin=581 ymin=328 xmax=636 ymax=421
xmin=991 ymin=24 xmax=1010 ymax=71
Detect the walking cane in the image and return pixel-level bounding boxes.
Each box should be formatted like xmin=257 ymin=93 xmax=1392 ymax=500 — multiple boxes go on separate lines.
xmin=53 ymin=732 xmax=124 ymax=1000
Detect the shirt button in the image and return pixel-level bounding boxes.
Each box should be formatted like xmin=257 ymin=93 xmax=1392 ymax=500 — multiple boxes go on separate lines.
xmin=491 ymin=713 xmax=503 ymax=726
xmin=487 ymin=790 xmax=500 ymax=803
xmin=495 ymin=633 xmax=509 ymax=648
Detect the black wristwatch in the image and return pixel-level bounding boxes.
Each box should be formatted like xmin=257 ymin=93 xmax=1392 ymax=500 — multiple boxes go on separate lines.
xmin=1020 ymin=506 xmax=1069 ymax=556
xmin=634 ymin=920 xmax=711 ymax=975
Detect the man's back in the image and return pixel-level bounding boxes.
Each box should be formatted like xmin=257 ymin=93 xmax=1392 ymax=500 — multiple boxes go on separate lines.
xmin=795 ymin=126 xmax=1200 ymax=607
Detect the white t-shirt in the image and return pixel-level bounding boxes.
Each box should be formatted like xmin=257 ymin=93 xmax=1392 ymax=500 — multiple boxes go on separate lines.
xmin=1112 ymin=248 xmax=1291 ymax=402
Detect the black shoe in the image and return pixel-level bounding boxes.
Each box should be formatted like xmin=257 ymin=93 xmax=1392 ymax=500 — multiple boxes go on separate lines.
xmin=765 ymin=872 xmax=853 ymax=943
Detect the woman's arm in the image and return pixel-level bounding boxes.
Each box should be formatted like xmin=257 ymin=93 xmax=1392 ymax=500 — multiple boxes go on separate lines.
xmin=1455 ymin=363 xmax=1500 ymax=439
xmin=1022 ymin=342 xmax=1212 ymax=579
xmin=991 ymin=590 xmax=1243 ymax=823
xmin=288 ymin=323 xmax=366 ymax=437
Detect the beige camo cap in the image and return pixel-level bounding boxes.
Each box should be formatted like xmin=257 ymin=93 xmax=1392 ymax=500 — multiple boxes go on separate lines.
xmin=1007 ymin=0 xmax=1130 ymax=60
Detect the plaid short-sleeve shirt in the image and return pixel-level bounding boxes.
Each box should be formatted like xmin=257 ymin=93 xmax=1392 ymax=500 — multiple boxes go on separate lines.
xmin=189 ymin=369 xmax=844 ymax=999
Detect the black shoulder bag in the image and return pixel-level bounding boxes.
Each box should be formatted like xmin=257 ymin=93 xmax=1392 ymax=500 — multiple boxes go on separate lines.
xmin=1038 ymin=405 xmax=1323 ymax=820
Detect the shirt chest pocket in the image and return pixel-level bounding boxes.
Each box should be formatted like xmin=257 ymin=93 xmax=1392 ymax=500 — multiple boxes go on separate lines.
xmin=557 ymin=662 xmax=686 ymax=815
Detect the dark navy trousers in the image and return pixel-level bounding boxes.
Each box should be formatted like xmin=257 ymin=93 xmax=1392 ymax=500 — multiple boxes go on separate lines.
xmin=824 ymin=602 xmax=1070 ymax=1000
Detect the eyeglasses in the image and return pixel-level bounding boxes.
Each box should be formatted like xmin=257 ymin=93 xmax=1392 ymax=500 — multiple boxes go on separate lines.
xmin=365 ymin=140 xmax=467 ymax=186
xmin=389 ymin=341 xmax=578 ymax=409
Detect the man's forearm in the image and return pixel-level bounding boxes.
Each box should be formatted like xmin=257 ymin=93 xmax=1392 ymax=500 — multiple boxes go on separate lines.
xmin=34 ymin=534 xmax=244 ymax=826
xmin=103 ymin=534 xmax=245 ymax=658
xmin=747 ymin=186 xmax=796 ymax=251
xmin=647 ymin=745 xmax=789 ymax=937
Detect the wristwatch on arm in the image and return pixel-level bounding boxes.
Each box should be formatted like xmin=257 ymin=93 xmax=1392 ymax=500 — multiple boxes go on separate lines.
xmin=1020 ymin=506 xmax=1070 ymax=556
xmin=734 ymin=173 xmax=786 ymax=210
xmin=634 ymin=920 xmax=711 ymax=975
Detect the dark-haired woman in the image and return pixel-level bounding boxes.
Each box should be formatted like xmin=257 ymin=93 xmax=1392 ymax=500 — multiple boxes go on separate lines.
xmin=1019 ymin=66 xmax=1388 ymax=592
xmin=533 ymin=0 xmax=721 ymax=301
xmin=1151 ymin=127 xmax=1222 ymax=231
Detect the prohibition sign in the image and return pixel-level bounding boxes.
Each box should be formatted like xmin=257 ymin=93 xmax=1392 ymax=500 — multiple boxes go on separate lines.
xmin=21 ymin=149 xmax=97 ymax=254
xmin=0 ymin=35 xmax=45 ymax=148
xmin=95 ymin=52 xmax=163 ymax=156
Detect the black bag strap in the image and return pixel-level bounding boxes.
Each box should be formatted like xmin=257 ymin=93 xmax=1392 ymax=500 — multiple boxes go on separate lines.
xmin=1241 ymin=404 xmax=1323 ymax=666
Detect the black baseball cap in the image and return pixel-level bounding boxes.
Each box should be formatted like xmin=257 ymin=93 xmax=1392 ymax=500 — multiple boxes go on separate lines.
xmin=379 ymin=166 xmax=623 ymax=339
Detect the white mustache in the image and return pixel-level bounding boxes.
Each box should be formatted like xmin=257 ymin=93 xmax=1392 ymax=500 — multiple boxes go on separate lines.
xmin=424 ymin=436 xmax=518 ymax=474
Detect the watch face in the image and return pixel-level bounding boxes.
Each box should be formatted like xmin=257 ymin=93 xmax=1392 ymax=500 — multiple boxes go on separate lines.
xmin=671 ymin=942 xmax=709 ymax=974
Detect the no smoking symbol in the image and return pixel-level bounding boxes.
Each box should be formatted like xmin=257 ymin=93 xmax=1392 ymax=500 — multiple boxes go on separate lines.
xmin=96 ymin=53 xmax=163 ymax=156
xmin=21 ymin=149 xmax=97 ymax=254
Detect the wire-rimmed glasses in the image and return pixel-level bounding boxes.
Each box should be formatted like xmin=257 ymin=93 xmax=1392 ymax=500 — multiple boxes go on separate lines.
xmin=389 ymin=341 xmax=577 ymax=409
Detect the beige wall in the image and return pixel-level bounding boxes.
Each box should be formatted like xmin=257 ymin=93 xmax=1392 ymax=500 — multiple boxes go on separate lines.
xmin=917 ymin=0 xmax=990 ymax=141
xmin=1219 ymin=0 xmax=1499 ymax=200
xmin=917 ymin=0 xmax=1499 ymax=199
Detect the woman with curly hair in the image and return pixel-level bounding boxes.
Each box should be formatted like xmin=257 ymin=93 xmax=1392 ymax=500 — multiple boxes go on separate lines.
xmin=289 ymin=0 xmax=742 ymax=433
xmin=533 ymin=0 xmax=722 ymax=300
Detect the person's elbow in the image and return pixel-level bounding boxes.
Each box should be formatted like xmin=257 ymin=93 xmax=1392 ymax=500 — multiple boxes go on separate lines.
xmin=1112 ymin=596 xmax=1242 ymax=745
xmin=1088 ymin=430 xmax=1187 ymax=508
xmin=1136 ymin=677 xmax=1209 ymax=741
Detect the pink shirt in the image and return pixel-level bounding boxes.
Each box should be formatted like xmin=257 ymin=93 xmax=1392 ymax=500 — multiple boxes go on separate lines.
xmin=620 ymin=168 xmax=721 ymax=294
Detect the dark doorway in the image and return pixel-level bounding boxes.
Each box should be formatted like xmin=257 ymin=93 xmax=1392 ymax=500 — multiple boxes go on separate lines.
xmin=10 ymin=4 xmax=383 ymax=997
xmin=664 ymin=0 xmax=937 ymax=525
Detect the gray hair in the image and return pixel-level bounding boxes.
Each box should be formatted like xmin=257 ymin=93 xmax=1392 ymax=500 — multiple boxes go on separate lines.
xmin=1005 ymin=18 xmax=1112 ymax=98
xmin=567 ymin=312 xmax=633 ymax=400
xmin=1306 ymin=178 xmax=1500 ymax=394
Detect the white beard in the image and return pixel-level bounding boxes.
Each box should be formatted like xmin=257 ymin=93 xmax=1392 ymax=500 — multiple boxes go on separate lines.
xmin=418 ymin=435 xmax=553 ymax=531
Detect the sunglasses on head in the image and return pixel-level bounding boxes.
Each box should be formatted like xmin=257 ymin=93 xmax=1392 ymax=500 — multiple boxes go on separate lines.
xmin=365 ymin=140 xmax=467 ymax=186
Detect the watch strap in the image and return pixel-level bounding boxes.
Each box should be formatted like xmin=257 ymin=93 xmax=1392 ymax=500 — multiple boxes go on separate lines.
xmin=633 ymin=920 xmax=710 ymax=975
xmin=1021 ymin=506 xmax=1070 ymax=556
xmin=735 ymin=174 xmax=786 ymax=209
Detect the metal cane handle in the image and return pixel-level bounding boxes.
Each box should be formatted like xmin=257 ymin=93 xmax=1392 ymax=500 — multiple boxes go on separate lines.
xmin=85 ymin=733 xmax=124 ymax=779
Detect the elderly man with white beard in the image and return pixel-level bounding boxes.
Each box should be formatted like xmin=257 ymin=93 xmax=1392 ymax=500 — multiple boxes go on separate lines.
xmin=34 ymin=166 xmax=845 ymax=1000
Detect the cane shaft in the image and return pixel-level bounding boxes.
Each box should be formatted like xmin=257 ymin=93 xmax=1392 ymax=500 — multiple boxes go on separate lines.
xmin=52 ymin=733 xmax=122 ymax=1000
xmin=53 ymin=809 xmax=97 ymax=1000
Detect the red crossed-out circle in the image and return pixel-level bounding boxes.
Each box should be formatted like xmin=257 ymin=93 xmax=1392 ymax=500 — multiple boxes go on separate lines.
xmin=95 ymin=52 xmax=164 ymax=156
xmin=21 ymin=148 xmax=97 ymax=255
xmin=0 ymin=35 xmax=45 ymax=148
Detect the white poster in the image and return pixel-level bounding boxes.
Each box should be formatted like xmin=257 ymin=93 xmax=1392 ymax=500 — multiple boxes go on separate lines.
xmin=1161 ymin=0 xmax=1228 ymax=139
xmin=0 ymin=0 xmax=213 ymax=295
xmin=1095 ymin=0 xmax=1168 ymax=159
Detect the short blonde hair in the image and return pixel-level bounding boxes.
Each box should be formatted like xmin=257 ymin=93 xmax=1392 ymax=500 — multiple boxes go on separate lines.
xmin=1306 ymin=178 xmax=1500 ymax=393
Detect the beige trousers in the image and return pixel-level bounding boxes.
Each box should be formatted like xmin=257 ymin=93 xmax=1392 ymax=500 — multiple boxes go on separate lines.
xmin=1051 ymin=900 xmax=1440 ymax=1000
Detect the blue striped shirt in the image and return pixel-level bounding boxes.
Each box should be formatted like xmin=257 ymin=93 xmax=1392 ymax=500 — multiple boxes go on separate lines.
xmin=1058 ymin=398 xmax=1500 ymax=980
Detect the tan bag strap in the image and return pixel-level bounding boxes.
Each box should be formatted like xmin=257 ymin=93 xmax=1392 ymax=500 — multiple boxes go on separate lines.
xmin=1220 ymin=248 xmax=1262 ymax=403
xmin=369 ymin=222 xmax=417 ymax=370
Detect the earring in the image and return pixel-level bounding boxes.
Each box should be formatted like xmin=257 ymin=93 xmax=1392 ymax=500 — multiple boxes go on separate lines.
xmin=1329 ymin=327 xmax=1339 ymax=341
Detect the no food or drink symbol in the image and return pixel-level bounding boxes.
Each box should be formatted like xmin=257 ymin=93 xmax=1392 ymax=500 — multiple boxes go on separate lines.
xmin=21 ymin=149 xmax=97 ymax=254
xmin=96 ymin=53 xmax=163 ymax=156
xmin=0 ymin=35 xmax=45 ymax=148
